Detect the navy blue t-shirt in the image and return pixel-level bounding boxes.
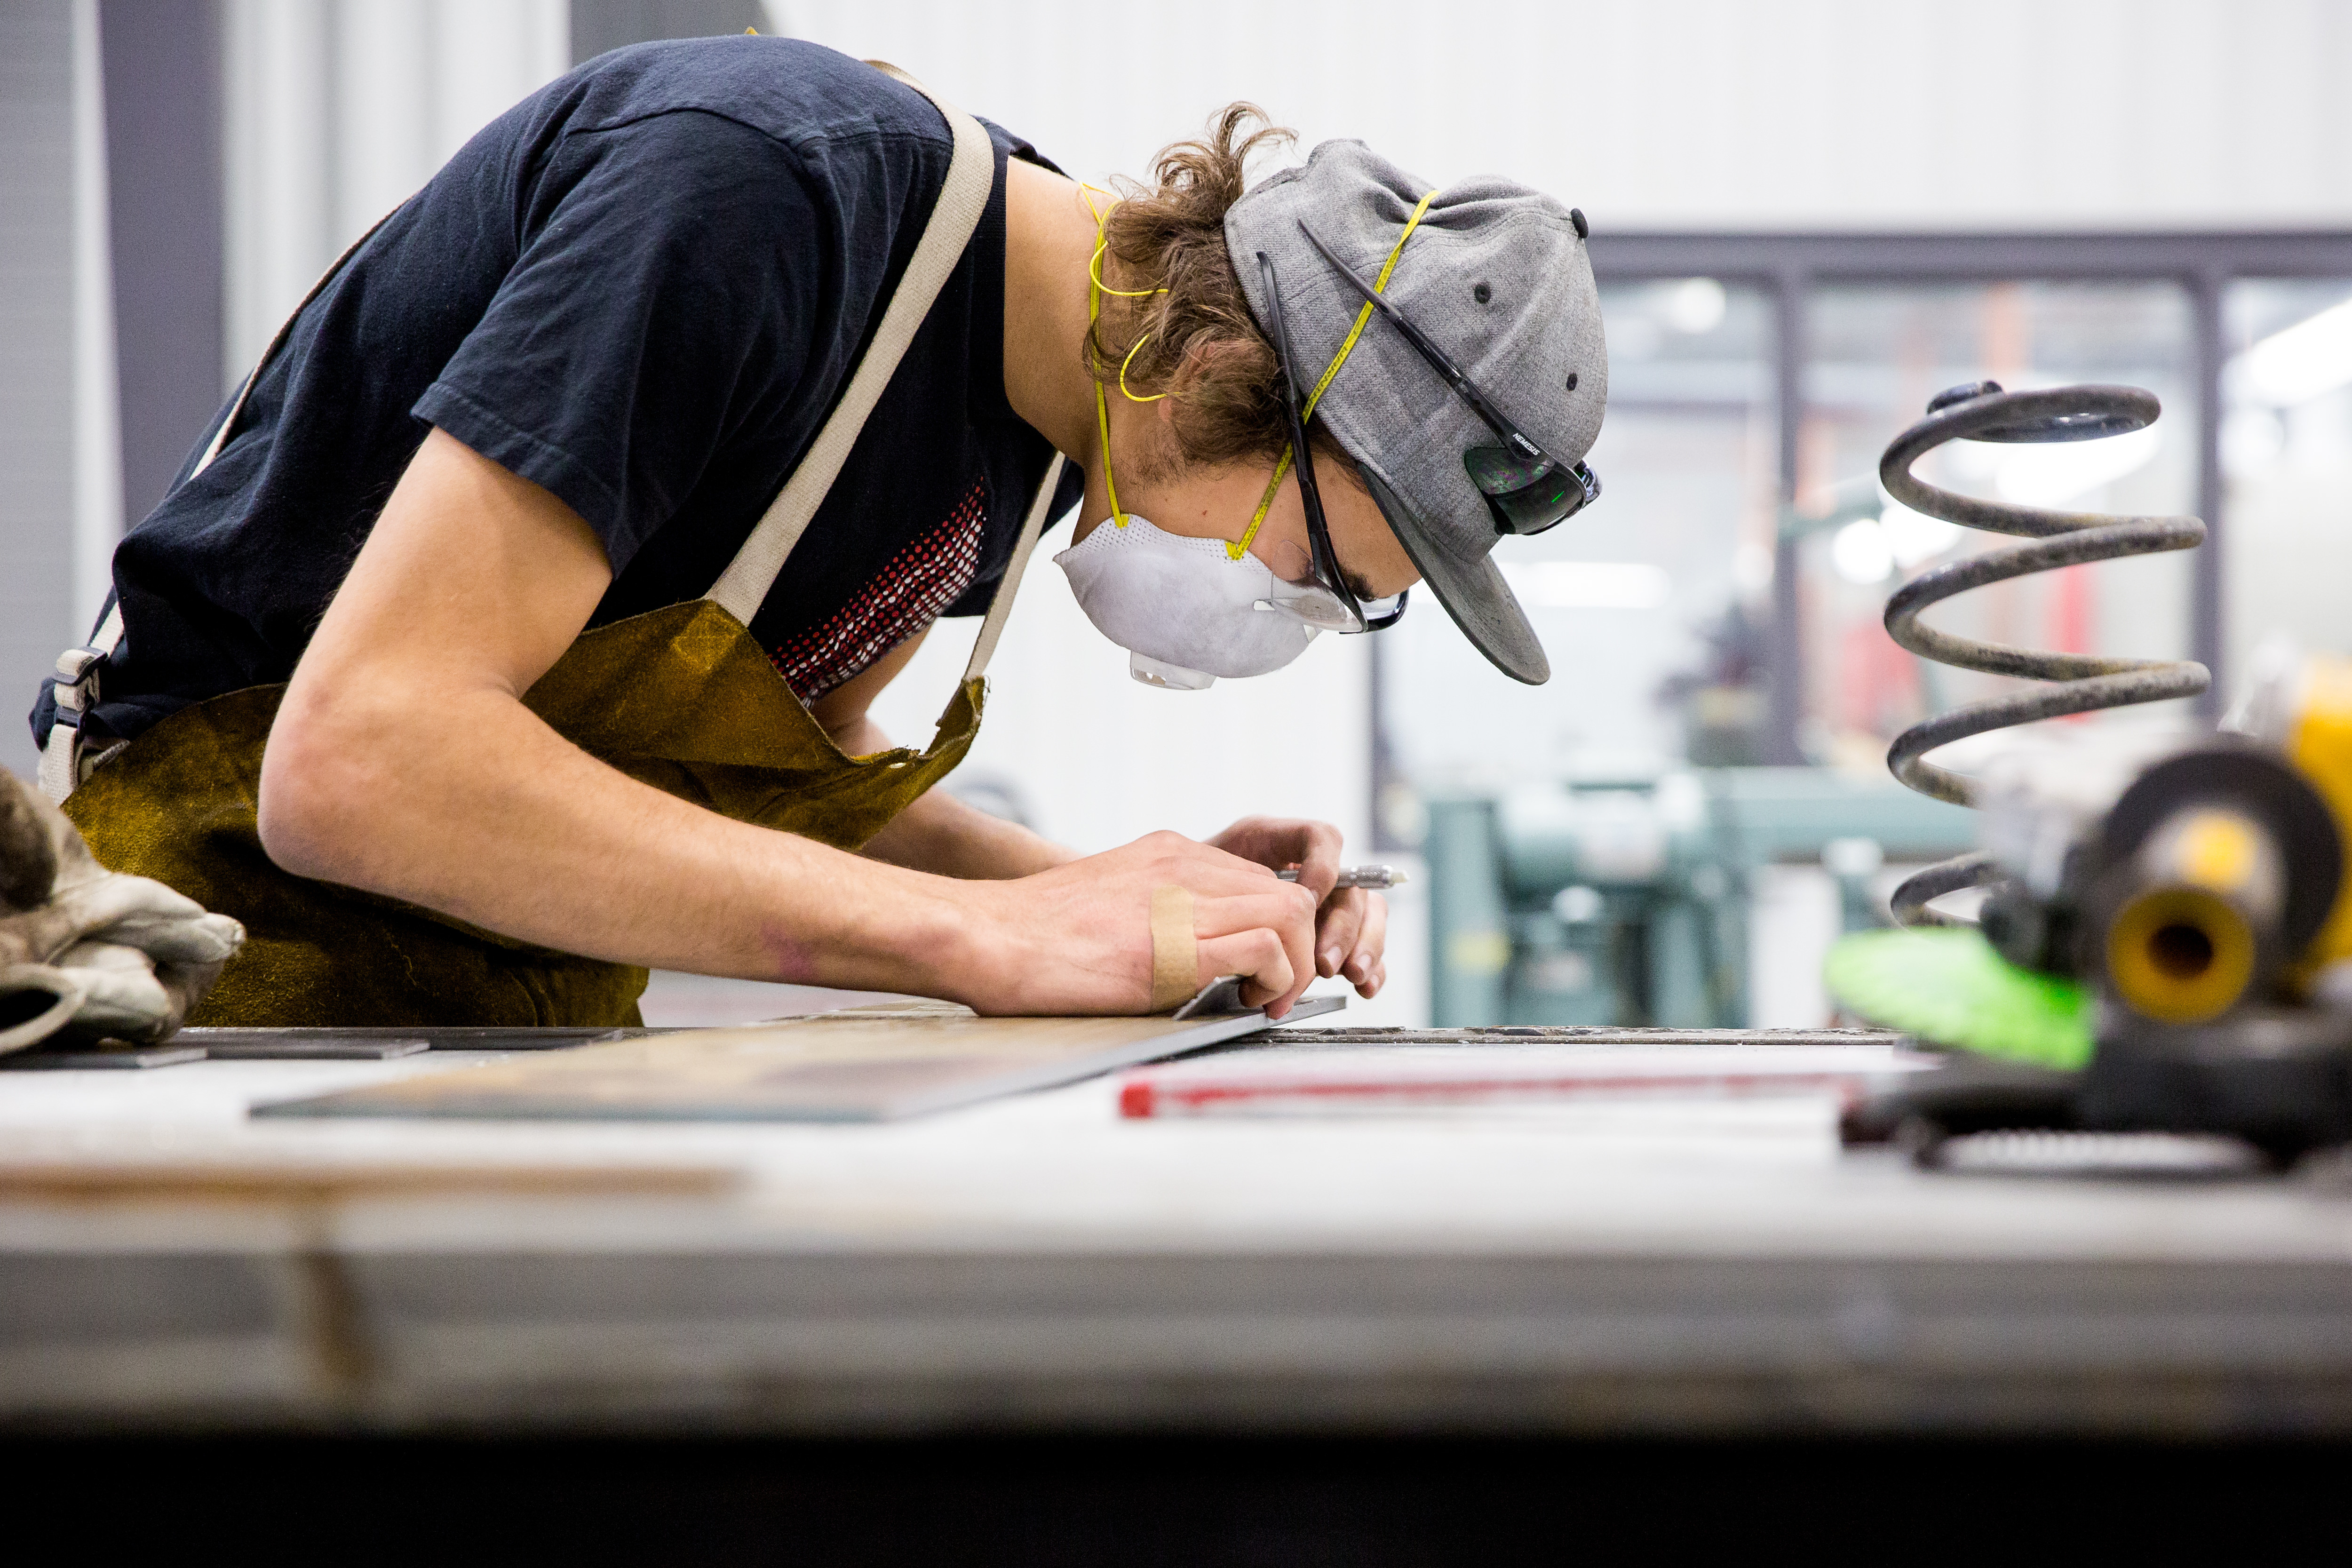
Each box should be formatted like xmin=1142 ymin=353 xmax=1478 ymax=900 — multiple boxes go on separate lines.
xmin=34 ymin=36 xmax=1082 ymax=747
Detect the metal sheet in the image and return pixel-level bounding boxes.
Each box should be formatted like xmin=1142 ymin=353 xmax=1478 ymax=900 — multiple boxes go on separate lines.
xmin=0 ymin=1046 xmax=204 ymax=1071
xmin=199 ymin=1039 xmax=429 ymax=1062
xmin=252 ymin=996 xmax=1343 ymax=1123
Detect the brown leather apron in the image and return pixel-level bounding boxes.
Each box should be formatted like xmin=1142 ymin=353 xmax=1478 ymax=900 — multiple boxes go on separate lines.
xmin=46 ymin=69 xmax=1063 ymax=1029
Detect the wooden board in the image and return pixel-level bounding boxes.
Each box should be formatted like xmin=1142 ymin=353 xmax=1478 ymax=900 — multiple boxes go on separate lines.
xmin=251 ymin=996 xmax=1343 ymax=1123
xmin=0 ymin=1157 xmax=735 ymax=1200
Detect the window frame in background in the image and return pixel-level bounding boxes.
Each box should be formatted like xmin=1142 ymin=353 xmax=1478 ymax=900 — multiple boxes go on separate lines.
xmin=1370 ymin=230 xmax=2352 ymax=847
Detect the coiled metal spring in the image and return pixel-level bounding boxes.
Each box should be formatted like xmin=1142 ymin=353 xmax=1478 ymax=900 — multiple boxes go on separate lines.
xmin=1880 ymin=381 xmax=2209 ymax=925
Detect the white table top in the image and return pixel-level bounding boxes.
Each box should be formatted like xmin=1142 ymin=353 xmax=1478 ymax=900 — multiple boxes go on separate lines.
xmin=5 ymin=1035 xmax=2352 ymax=1437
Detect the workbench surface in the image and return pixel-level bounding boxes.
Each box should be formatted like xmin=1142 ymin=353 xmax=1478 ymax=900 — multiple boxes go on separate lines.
xmin=6 ymin=1024 xmax=2352 ymax=1439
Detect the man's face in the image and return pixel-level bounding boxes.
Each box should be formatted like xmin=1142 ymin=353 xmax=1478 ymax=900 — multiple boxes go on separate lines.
xmin=1074 ymin=443 xmax=1422 ymax=603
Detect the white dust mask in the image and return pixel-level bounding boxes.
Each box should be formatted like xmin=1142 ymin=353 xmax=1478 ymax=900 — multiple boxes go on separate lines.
xmin=1064 ymin=187 xmax=1319 ymax=689
xmin=1054 ymin=515 xmax=1318 ymax=690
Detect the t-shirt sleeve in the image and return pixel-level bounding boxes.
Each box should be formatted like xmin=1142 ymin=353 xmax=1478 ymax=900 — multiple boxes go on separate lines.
xmin=413 ymin=111 xmax=821 ymax=573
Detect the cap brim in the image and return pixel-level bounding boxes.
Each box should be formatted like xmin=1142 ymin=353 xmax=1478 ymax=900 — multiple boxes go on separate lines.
xmin=1357 ymin=463 xmax=1550 ymax=685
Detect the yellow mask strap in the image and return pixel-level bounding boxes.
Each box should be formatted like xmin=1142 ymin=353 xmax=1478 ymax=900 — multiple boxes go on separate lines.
xmin=1094 ymin=382 xmax=1126 ymax=525
xmin=1119 ymin=331 xmax=1170 ymax=404
xmin=1084 ymin=186 xmax=1171 ymax=525
xmin=1231 ymin=189 xmax=1438 ymax=561
xmin=1083 ymin=185 xmax=1165 ymax=302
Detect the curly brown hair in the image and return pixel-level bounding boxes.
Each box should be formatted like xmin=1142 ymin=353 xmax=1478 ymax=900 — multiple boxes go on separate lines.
xmin=1086 ymin=103 xmax=1351 ymax=476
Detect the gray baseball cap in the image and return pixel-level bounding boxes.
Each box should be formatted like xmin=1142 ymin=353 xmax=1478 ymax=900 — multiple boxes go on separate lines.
xmin=1225 ymin=141 xmax=1607 ymax=685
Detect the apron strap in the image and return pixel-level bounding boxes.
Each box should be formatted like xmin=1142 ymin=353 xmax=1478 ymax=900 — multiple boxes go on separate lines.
xmin=705 ymin=66 xmax=998 ymax=623
xmin=960 ymin=454 xmax=1066 ymax=687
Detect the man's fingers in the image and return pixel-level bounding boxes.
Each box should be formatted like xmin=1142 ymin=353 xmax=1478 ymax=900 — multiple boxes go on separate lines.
xmin=1344 ymin=892 xmax=1388 ymax=990
xmin=1314 ymin=887 xmax=1366 ymax=978
xmin=1202 ymin=817 xmax=1344 ymax=897
xmin=1097 ymin=830 xmax=1353 ymax=1016
xmin=1195 ymin=927 xmax=1294 ymax=1009
xmin=1285 ymin=820 xmax=1345 ymax=900
xmin=1193 ymin=883 xmax=1319 ymax=1012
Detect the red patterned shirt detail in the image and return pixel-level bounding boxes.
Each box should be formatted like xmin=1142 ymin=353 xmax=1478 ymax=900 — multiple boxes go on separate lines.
xmin=768 ymin=478 xmax=989 ymax=702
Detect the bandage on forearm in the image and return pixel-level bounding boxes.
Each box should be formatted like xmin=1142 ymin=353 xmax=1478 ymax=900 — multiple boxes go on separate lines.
xmin=1148 ymin=885 xmax=1197 ymax=1012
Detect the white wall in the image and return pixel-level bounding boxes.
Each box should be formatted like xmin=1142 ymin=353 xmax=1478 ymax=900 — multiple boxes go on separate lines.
xmin=222 ymin=0 xmax=569 ymax=380
xmin=70 ymin=0 xmax=121 ymax=639
xmin=1 ymin=1 xmax=78 ymax=784
xmin=770 ymin=0 xmax=2352 ymax=231
xmin=866 ymin=581 xmax=1370 ymax=861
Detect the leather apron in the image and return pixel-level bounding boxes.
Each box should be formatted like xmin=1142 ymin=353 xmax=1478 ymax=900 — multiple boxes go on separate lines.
xmin=47 ymin=70 xmax=1063 ymax=1030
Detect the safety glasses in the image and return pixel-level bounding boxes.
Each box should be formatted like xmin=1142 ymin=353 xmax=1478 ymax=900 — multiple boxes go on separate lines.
xmin=1257 ymin=251 xmax=1409 ymax=635
xmin=1298 ymin=221 xmax=1601 ymax=537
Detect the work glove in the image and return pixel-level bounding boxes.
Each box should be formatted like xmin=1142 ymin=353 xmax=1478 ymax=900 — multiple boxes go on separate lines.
xmin=0 ymin=768 xmax=244 ymax=1054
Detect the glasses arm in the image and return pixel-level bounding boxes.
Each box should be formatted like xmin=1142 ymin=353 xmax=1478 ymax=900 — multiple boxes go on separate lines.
xmin=1257 ymin=251 xmax=1367 ymax=633
xmin=1297 ymin=220 xmax=1547 ymax=468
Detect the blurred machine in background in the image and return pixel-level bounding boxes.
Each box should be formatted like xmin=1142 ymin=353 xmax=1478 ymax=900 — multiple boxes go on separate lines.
xmin=1425 ymin=769 xmax=1973 ymax=1027
xmin=1398 ymin=266 xmax=2351 ymax=1033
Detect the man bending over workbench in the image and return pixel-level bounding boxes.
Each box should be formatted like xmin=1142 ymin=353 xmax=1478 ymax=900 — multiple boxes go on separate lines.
xmin=29 ymin=36 xmax=1605 ymax=1029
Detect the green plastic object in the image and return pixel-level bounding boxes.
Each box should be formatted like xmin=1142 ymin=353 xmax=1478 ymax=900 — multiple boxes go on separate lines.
xmin=1822 ymin=927 xmax=2092 ymax=1071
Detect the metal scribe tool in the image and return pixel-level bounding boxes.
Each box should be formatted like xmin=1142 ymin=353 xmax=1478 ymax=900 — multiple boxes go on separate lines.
xmin=1276 ymin=865 xmax=1406 ymax=890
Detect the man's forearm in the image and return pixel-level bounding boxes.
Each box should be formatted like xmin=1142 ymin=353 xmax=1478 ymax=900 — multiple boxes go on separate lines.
xmin=812 ymin=708 xmax=1071 ymax=880
xmin=260 ymin=679 xmax=988 ymax=994
xmin=858 ymin=787 xmax=1075 ymax=880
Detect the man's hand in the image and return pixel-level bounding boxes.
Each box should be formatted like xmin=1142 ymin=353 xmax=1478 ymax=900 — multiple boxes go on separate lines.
xmin=958 ymin=831 xmax=1323 ymax=1018
xmin=1206 ymin=816 xmax=1387 ymax=1001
